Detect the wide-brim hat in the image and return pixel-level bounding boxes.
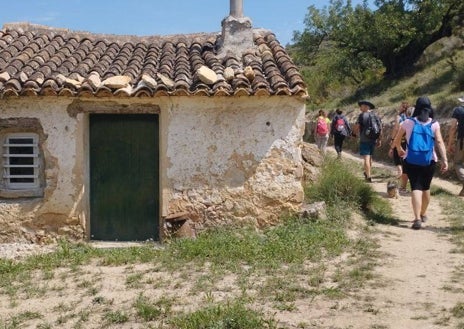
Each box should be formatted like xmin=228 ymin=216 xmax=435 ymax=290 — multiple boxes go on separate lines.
xmin=358 ymin=100 xmax=375 ymax=109
xmin=458 ymin=96 xmax=464 ymax=103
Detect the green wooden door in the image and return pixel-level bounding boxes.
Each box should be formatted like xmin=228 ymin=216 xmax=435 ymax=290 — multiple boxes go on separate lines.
xmin=90 ymin=114 xmax=159 ymax=241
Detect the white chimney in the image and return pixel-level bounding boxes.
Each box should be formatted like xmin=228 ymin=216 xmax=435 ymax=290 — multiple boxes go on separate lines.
xmin=230 ymin=0 xmax=243 ymax=18
xmin=218 ymin=0 xmax=254 ymax=59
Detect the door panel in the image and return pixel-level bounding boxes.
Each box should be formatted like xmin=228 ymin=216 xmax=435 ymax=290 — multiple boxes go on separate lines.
xmin=90 ymin=114 xmax=159 ymax=241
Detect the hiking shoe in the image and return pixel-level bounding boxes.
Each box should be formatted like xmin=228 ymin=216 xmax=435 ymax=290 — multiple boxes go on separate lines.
xmin=420 ymin=215 xmax=428 ymax=223
xmin=363 ymin=171 xmax=368 ymax=179
xmin=399 ymin=187 xmax=409 ymax=195
xmin=411 ymin=219 xmax=422 ymax=230
xmin=366 ymin=177 xmax=373 ymax=183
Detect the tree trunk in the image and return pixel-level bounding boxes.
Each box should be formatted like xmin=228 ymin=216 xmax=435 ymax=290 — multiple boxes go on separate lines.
xmin=383 ymin=16 xmax=454 ymax=77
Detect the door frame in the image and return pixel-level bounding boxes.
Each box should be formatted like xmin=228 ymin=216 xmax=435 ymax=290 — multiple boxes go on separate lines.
xmin=82 ymin=104 xmax=162 ymax=242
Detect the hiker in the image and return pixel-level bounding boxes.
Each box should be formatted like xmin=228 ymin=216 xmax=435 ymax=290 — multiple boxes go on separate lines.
xmin=446 ymin=96 xmax=464 ymax=197
xmin=388 ymin=102 xmax=412 ymax=194
xmin=314 ymin=110 xmax=331 ymax=155
xmin=331 ymin=108 xmax=352 ymax=158
xmin=391 ymin=96 xmax=448 ymax=230
xmin=353 ymin=100 xmax=382 ymax=182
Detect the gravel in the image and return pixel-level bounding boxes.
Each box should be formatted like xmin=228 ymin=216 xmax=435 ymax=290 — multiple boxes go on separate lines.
xmin=0 ymin=242 xmax=161 ymax=261
xmin=0 ymin=243 xmax=56 ymax=260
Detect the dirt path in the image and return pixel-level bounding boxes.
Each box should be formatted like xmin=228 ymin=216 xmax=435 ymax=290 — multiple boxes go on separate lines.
xmin=1 ymin=149 xmax=463 ymax=328
xmin=312 ymin=150 xmax=464 ymax=328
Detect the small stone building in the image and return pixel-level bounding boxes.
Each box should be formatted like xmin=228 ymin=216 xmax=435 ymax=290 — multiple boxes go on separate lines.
xmin=0 ymin=3 xmax=308 ymax=242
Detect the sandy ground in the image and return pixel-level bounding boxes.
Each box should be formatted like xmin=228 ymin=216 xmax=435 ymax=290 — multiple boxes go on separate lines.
xmin=1 ymin=150 xmax=464 ymax=328
xmin=305 ymin=150 xmax=464 ymax=329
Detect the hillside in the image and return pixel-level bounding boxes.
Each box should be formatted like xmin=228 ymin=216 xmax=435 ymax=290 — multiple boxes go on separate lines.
xmin=308 ymin=33 xmax=464 ymax=121
xmin=304 ymin=33 xmax=464 ymax=171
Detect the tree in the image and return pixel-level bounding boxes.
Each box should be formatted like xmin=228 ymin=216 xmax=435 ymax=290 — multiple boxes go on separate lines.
xmin=292 ymin=0 xmax=464 ymax=77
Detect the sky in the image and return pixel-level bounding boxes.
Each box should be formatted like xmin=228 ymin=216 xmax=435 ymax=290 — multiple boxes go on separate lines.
xmin=0 ymin=0 xmax=369 ymax=46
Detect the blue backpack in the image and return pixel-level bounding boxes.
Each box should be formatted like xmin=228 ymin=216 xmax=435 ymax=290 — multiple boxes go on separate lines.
xmin=406 ymin=118 xmax=435 ymax=166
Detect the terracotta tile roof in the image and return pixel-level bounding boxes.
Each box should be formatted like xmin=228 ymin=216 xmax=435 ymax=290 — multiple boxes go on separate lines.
xmin=0 ymin=23 xmax=308 ymax=98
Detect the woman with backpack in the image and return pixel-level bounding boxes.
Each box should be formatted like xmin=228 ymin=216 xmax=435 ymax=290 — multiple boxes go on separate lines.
xmin=314 ymin=110 xmax=331 ymax=155
xmin=391 ymin=96 xmax=448 ymax=230
xmin=330 ymin=109 xmax=352 ymax=158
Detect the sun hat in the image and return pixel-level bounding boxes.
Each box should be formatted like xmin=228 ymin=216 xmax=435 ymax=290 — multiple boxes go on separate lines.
xmin=357 ymin=100 xmax=375 ymax=109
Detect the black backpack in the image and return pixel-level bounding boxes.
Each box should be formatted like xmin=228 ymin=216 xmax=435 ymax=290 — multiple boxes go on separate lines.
xmin=365 ymin=112 xmax=381 ymax=140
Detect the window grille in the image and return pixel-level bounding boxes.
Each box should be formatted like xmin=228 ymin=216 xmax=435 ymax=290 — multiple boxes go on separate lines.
xmin=2 ymin=133 xmax=39 ymax=189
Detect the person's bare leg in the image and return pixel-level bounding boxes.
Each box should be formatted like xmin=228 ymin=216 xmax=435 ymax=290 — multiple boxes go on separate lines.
xmin=396 ymin=164 xmax=402 ymax=178
xmin=420 ymin=190 xmax=430 ymax=217
xmin=369 ymin=156 xmax=373 ymax=177
xmin=411 ymin=190 xmax=422 ymax=220
xmin=364 ymin=155 xmax=371 ymax=178
xmin=400 ymin=173 xmax=408 ymax=189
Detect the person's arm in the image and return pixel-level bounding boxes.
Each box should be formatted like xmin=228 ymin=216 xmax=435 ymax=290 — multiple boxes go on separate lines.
xmin=353 ymin=114 xmax=361 ymax=137
xmin=344 ymin=117 xmax=352 ymax=135
xmin=390 ymin=115 xmax=400 ymax=144
xmin=388 ymin=116 xmax=401 ymax=157
xmin=352 ymin=123 xmax=359 ymax=137
xmin=447 ymin=118 xmax=457 ymax=154
xmin=391 ymin=126 xmax=406 ymax=157
xmin=435 ymin=127 xmax=449 ymax=173
xmin=376 ymin=116 xmax=383 ymax=147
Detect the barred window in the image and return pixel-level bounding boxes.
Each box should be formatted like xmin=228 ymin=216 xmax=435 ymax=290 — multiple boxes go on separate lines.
xmin=2 ymin=133 xmax=40 ymax=189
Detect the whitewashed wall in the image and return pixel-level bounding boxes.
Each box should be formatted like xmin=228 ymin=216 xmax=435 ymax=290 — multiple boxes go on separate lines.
xmin=0 ymin=98 xmax=85 ymax=242
xmin=161 ymin=97 xmax=306 ymax=229
xmin=0 ymin=96 xmax=306 ymax=242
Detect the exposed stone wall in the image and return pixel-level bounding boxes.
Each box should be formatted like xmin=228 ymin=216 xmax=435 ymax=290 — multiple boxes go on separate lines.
xmin=162 ymin=97 xmax=306 ymax=232
xmin=1 ymin=96 xmax=306 ymax=242
xmin=0 ymin=98 xmax=85 ymax=243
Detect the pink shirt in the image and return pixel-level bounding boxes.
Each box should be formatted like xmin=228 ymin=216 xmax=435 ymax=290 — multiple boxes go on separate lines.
xmin=400 ymin=118 xmax=440 ymax=161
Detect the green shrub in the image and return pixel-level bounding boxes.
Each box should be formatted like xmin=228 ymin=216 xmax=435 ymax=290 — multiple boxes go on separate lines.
xmin=305 ymin=158 xmax=395 ymax=224
xmin=305 ymin=158 xmax=374 ymax=208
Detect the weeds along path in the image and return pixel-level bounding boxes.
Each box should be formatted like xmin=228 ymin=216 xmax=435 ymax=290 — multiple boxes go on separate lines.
xmin=320 ymin=149 xmax=464 ymax=328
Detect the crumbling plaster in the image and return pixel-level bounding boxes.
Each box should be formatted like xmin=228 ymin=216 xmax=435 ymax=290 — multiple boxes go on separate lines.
xmin=0 ymin=98 xmax=84 ymax=242
xmin=162 ymin=96 xmax=305 ymax=229
xmin=0 ymin=96 xmax=305 ymax=242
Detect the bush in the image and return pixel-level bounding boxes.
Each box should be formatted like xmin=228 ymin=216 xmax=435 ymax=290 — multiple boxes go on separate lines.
xmin=305 ymin=158 xmax=373 ymax=208
xmin=304 ymin=157 xmax=395 ymax=224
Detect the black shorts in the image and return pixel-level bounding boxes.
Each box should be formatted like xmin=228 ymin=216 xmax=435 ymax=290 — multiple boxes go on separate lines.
xmin=404 ymin=160 xmax=436 ymax=191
